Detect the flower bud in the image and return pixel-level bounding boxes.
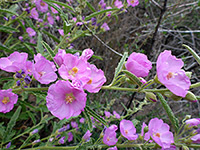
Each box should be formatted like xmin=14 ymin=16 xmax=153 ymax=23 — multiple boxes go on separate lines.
xmin=163 ymin=91 xmax=182 ymax=101
xmin=30 ymin=129 xmax=38 ymax=135
xmin=154 ymin=75 xmax=162 ymax=84
xmin=185 ymin=72 xmax=192 ymax=79
xmin=145 ymin=92 xmax=157 ymax=102
xmin=184 ymin=91 xmax=197 ymax=102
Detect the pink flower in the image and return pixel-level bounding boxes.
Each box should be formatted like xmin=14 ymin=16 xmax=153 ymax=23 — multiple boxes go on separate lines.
xmin=67 ymin=132 xmax=73 ymax=142
xmin=127 ymin=0 xmax=139 ymax=7
xmin=71 ymin=121 xmax=78 ymax=128
xmin=103 ymin=125 xmax=118 ymax=146
xmin=105 ymin=111 xmax=111 ymax=118
xmin=120 ymin=119 xmax=138 ymax=140
xmin=108 ymin=146 xmax=118 ymax=150
xmin=80 ymin=48 xmax=94 ymax=61
xmin=0 ymin=89 xmax=18 ymax=113
xmin=185 ymin=118 xmax=200 ymax=127
xmin=113 ymin=111 xmax=120 ymax=119
xmin=46 ymin=80 xmax=87 ymax=120
xmin=58 ymin=29 xmax=64 ymax=36
xmin=125 ymin=52 xmax=152 ymax=77
xmin=47 ymin=13 xmax=54 ymax=25
xmin=83 ymin=64 xmax=106 ymax=93
xmin=191 ymin=134 xmax=200 ymax=143
xmin=58 ymin=54 xmax=91 ymax=81
xmin=33 ymin=54 xmax=57 ymax=84
xmin=51 ymin=3 xmax=60 ymax=14
xmin=79 ymin=118 xmax=85 ymax=123
xmin=0 ymin=52 xmax=28 ymax=72
xmin=30 ymin=8 xmax=39 ymax=20
xmin=114 ymin=0 xmax=123 ymax=8
xmin=26 ymin=27 xmax=36 ymax=37
xmin=141 ymin=122 xmax=147 ymax=136
xmin=106 ymin=6 xmax=112 ymax=17
xmin=25 ymin=61 xmax=34 ymax=75
xmin=156 ymin=50 xmax=191 ymax=97
xmin=35 ymin=0 xmax=48 ymax=12
xmin=144 ymin=118 xmax=174 ymax=149
xmin=83 ymin=130 xmax=92 ymax=141
xmin=101 ymin=23 xmax=110 ymax=31
xmin=99 ymin=0 xmax=106 ymax=9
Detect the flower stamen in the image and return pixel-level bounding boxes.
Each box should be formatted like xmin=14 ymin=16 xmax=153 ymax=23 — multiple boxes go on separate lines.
xmin=2 ymin=97 xmax=10 ymax=104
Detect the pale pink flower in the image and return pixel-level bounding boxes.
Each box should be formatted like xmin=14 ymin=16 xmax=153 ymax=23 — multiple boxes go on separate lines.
xmin=120 ymin=119 xmax=138 ymax=140
xmin=185 ymin=118 xmax=200 ymax=127
xmin=83 ymin=64 xmax=106 ymax=93
xmin=82 ymin=130 xmax=92 ymax=141
xmin=80 ymin=48 xmax=94 ymax=61
xmin=51 ymin=3 xmax=60 ymax=14
xmin=191 ymin=134 xmax=200 ymax=143
xmin=71 ymin=121 xmax=78 ymax=128
xmin=47 ymin=13 xmax=54 ymax=25
xmin=58 ymin=53 xmax=91 ymax=81
xmin=26 ymin=27 xmax=36 ymax=37
xmin=113 ymin=111 xmax=120 ymax=119
xmin=156 ymin=50 xmax=191 ymax=97
xmin=108 ymin=146 xmax=118 ymax=150
xmin=99 ymin=0 xmax=106 ymax=9
xmin=103 ymin=125 xmax=118 ymax=146
xmin=101 ymin=23 xmax=110 ymax=31
xmin=79 ymin=118 xmax=85 ymax=123
xmin=125 ymin=52 xmax=152 ymax=77
xmin=144 ymin=118 xmax=174 ymax=149
xmin=33 ymin=54 xmax=57 ymax=84
xmin=35 ymin=0 xmax=48 ymax=12
xmin=46 ymin=80 xmax=87 ymax=120
xmin=58 ymin=29 xmax=64 ymax=36
xmin=141 ymin=122 xmax=147 ymax=136
xmin=114 ymin=0 xmax=123 ymax=8
xmin=105 ymin=111 xmax=111 ymax=118
xmin=0 ymin=89 xmax=18 ymax=113
xmin=127 ymin=0 xmax=139 ymax=7
xmin=30 ymin=8 xmax=39 ymax=20
xmin=0 ymin=51 xmax=28 ymax=72
xmin=54 ymin=49 xmax=66 ymax=66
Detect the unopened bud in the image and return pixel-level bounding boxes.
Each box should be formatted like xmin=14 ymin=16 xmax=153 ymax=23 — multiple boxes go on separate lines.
xmin=185 ymin=72 xmax=192 ymax=79
xmin=184 ymin=91 xmax=197 ymax=102
xmin=143 ymin=126 xmax=149 ymax=133
xmin=145 ymin=92 xmax=157 ymax=102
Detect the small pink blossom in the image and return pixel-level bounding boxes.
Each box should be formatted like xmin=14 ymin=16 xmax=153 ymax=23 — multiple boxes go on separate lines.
xmin=58 ymin=29 xmax=64 ymax=36
xmin=156 ymin=50 xmax=191 ymax=97
xmin=82 ymin=130 xmax=92 ymax=141
xmin=101 ymin=23 xmax=110 ymax=31
xmin=0 ymin=52 xmax=28 ymax=73
xmin=127 ymin=0 xmax=139 ymax=7
xmin=35 ymin=0 xmax=48 ymax=12
xmin=99 ymin=0 xmax=106 ymax=9
xmin=26 ymin=27 xmax=36 ymax=37
xmin=67 ymin=132 xmax=73 ymax=142
xmin=144 ymin=118 xmax=174 ymax=149
xmin=185 ymin=118 xmax=200 ymax=127
xmin=120 ymin=119 xmax=138 ymax=140
xmin=113 ymin=111 xmax=120 ymax=119
xmin=47 ymin=13 xmax=54 ymax=25
xmin=106 ymin=6 xmax=112 ymax=17
xmin=125 ymin=52 xmax=152 ymax=77
xmin=71 ymin=121 xmax=78 ymax=128
xmin=79 ymin=118 xmax=85 ymax=123
xmin=80 ymin=48 xmax=94 ymax=61
xmin=114 ymin=0 xmax=123 ymax=8
xmin=0 ymin=89 xmax=18 ymax=113
xmin=30 ymin=8 xmax=39 ymax=20
xmin=108 ymin=146 xmax=118 ymax=150
xmin=46 ymin=80 xmax=87 ymax=120
xmin=54 ymin=49 xmax=66 ymax=66
xmin=33 ymin=54 xmax=57 ymax=84
xmin=105 ymin=111 xmax=111 ymax=118
xmin=83 ymin=64 xmax=106 ymax=93
xmin=141 ymin=122 xmax=147 ymax=136
xmin=51 ymin=3 xmax=60 ymax=14
xmin=191 ymin=134 xmax=200 ymax=143
xmin=103 ymin=125 xmax=118 ymax=146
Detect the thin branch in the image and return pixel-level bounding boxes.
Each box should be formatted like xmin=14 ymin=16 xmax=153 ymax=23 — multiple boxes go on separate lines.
xmin=84 ymin=24 xmax=123 ymax=57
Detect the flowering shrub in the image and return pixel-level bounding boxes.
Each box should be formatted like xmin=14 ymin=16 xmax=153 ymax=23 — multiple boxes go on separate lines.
xmin=0 ymin=0 xmax=200 ymax=150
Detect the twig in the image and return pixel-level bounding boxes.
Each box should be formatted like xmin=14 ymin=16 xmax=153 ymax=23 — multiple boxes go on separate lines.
xmin=84 ymin=24 xmax=123 ymax=57
xmin=150 ymin=0 xmax=163 ymax=10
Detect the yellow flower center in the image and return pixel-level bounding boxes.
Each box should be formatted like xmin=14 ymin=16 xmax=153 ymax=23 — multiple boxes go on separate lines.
xmin=87 ymin=79 xmax=92 ymax=84
xmin=106 ymin=137 xmax=110 ymax=141
xmin=166 ymin=72 xmax=177 ymax=80
xmin=155 ymin=133 xmax=160 ymax=138
xmin=130 ymin=0 xmax=135 ymax=4
xmin=68 ymin=67 xmax=78 ymax=77
xmin=65 ymin=93 xmax=75 ymax=104
xmin=2 ymin=97 xmax=10 ymax=104
xmin=40 ymin=2 xmax=45 ymax=6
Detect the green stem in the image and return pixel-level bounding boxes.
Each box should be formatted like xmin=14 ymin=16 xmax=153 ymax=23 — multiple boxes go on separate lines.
xmin=12 ymin=87 xmax=49 ymax=93
xmin=190 ymin=82 xmax=200 ymax=88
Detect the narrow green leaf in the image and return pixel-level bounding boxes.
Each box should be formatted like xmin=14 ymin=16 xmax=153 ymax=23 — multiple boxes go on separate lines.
xmin=42 ymin=41 xmax=55 ymax=59
xmin=0 ymin=25 xmax=19 ymax=33
xmin=85 ymin=106 xmax=108 ymax=127
xmin=123 ymin=70 xmax=142 ymax=86
xmin=0 ymin=43 xmax=13 ymax=53
xmin=37 ymin=32 xmax=43 ymax=54
xmin=23 ymin=43 xmax=35 ymax=57
xmin=0 ymin=8 xmax=19 ymax=16
xmin=63 ymin=21 xmax=72 ymax=35
xmin=3 ymin=80 xmax=15 ymax=90
xmin=4 ymin=106 xmax=22 ymax=142
xmin=43 ymin=0 xmax=74 ymax=11
xmin=115 ymin=52 xmax=128 ymax=77
xmin=86 ymin=2 xmax=96 ymax=12
xmin=17 ymin=19 xmax=26 ymax=32
xmin=157 ymin=93 xmax=179 ymax=132
xmin=42 ymin=30 xmax=60 ymax=43
xmin=83 ymin=111 xmax=93 ymax=132
xmin=27 ymin=111 xmax=37 ymax=125
xmin=85 ymin=8 xmax=119 ymax=21
xmin=25 ymin=18 xmax=36 ymax=31
xmin=183 ymin=44 xmax=200 ymax=65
